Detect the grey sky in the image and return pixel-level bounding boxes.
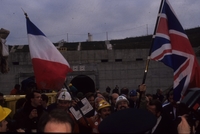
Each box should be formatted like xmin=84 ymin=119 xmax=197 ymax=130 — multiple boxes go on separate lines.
xmin=1 ymin=0 xmax=200 ymax=46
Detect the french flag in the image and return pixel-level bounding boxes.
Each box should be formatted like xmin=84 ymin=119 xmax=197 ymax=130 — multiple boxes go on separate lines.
xmin=150 ymin=0 xmax=200 ymax=101
xmin=26 ymin=17 xmax=72 ymax=90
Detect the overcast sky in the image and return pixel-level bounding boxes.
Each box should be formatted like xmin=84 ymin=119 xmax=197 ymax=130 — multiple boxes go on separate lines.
xmin=1 ymin=0 xmax=200 ymax=46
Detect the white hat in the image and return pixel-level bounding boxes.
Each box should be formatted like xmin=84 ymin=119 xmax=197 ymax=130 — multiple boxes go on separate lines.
xmin=61 ymin=88 xmax=68 ymax=92
xmin=116 ymin=95 xmax=129 ymax=107
xmin=57 ymin=91 xmax=72 ymax=101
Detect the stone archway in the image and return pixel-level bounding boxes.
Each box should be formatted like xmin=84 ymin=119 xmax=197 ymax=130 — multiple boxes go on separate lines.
xmin=70 ymin=75 xmax=95 ymax=95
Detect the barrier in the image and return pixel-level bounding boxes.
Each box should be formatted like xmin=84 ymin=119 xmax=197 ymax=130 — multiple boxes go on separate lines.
xmin=4 ymin=93 xmax=57 ymax=118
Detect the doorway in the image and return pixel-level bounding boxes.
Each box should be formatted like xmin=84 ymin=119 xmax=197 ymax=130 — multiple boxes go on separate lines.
xmin=70 ymin=75 xmax=95 ymax=95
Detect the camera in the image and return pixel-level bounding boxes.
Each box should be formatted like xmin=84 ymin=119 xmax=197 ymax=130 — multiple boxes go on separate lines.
xmin=179 ymin=88 xmax=200 ymax=133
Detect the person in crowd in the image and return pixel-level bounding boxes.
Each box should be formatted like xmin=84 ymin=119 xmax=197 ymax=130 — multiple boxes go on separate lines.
xmin=0 ymin=105 xmax=11 ymax=132
xmin=94 ymin=91 xmax=104 ymax=99
xmin=146 ymin=93 xmax=153 ymax=102
xmin=47 ymin=88 xmax=80 ymax=133
xmin=94 ymin=96 xmax=105 ymax=114
xmin=146 ymin=99 xmax=176 ymax=134
xmin=37 ymin=108 xmax=74 ymax=133
xmin=102 ymin=92 xmax=110 ymax=103
xmin=0 ymin=92 xmax=5 ymax=106
xmin=0 ymin=105 xmax=25 ymax=132
xmin=114 ymin=84 xmax=148 ymax=111
xmin=128 ymin=89 xmax=138 ymax=108
xmin=10 ymin=84 xmax=21 ymax=95
xmin=138 ymin=84 xmax=153 ymax=109
xmin=155 ymin=88 xmax=164 ymax=103
xmin=120 ymin=87 xmax=129 ymax=98
xmin=15 ymin=98 xmax=26 ymax=112
xmin=110 ymin=93 xmax=119 ymax=112
xmin=41 ymin=94 xmax=49 ymax=111
xmin=162 ymin=90 xmax=178 ymax=121
xmin=47 ymin=88 xmax=67 ymax=112
xmin=105 ymin=86 xmax=111 ymax=94
xmin=84 ymin=92 xmax=95 ymax=118
xmin=13 ymin=90 xmax=45 ymax=132
xmin=162 ymin=89 xmax=173 ymax=106
xmin=115 ymin=95 xmax=129 ymax=111
xmin=79 ymin=99 xmax=112 ymax=133
xmin=112 ymin=85 xmax=119 ymax=94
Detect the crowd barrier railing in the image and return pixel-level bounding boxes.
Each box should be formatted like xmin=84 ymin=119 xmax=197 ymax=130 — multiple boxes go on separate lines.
xmin=4 ymin=92 xmax=57 ymax=118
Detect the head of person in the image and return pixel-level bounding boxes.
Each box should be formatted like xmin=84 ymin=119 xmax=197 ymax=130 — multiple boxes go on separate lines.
xmin=14 ymin=84 xmax=20 ymax=90
xmin=167 ymin=90 xmax=175 ymax=104
xmin=26 ymin=90 xmax=42 ymax=107
xmin=115 ymin=95 xmax=129 ymax=111
xmin=120 ymin=87 xmax=129 ymax=97
xmin=156 ymin=89 xmax=162 ymax=95
xmin=110 ymin=93 xmax=119 ymax=105
xmin=37 ymin=108 xmax=74 ymax=133
xmin=94 ymin=96 xmax=105 ymax=111
xmin=85 ymin=92 xmax=95 ymax=108
xmin=0 ymin=106 xmax=11 ymax=132
xmin=129 ymin=89 xmax=138 ymax=102
xmin=57 ymin=89 xmax=72 ymax=110
xmin=112 ymin=88 xmax=119 ymax=94
xmin=147 ymin=99 xmax=162 ymax=118
xmin=102 ymin=92 xmax=110 ymax=103
xmin=97 ymin=100 xmax=111 ymax=119
xmin=41 ymin=94 xmax=49 ymax=108
xmin=106 ymin=86 xmax=111 ymax=94
xmin=94 ymin=91 xmax=104 ymax=99
xmin=31 ymin=90 xmax=42 ymax=107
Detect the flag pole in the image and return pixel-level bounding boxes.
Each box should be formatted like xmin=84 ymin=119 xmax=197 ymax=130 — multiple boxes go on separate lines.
xmin=64 ymin=82 xmax=90 ymax=127
xmin=22 ymin=11 xmax=89 ymax=126
xmin=21 ymin=8 xmax=29 ymax=19
xmin=137 ymin=0 xmax=165 ymax=108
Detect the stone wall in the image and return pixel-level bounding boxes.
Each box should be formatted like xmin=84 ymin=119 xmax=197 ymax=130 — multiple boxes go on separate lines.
xmin=0 ymin=49 xmax=174 ymax=95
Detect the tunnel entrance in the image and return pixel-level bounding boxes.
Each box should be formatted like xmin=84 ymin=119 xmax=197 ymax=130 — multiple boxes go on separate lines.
xmin=70 ymin=75 xmax=95 ymax=95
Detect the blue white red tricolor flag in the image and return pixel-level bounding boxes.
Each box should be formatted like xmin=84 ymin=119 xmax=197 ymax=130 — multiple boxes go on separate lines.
xmin=150 ymin=0 xmax=200 ymax=101
xmin=26 ymin=16 xmax=72 ymax=90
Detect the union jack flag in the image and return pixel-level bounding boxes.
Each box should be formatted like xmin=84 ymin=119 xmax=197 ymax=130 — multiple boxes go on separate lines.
xmin=150 ymin=0 xmax=200 ymax=101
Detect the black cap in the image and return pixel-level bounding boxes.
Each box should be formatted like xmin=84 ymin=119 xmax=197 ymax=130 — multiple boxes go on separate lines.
xmin=98 ymin=108 xmax=157 ymax=133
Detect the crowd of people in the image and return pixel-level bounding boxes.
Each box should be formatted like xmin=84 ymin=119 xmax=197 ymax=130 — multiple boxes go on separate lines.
xmin=0 ymin=83 xmax=199 ymax=133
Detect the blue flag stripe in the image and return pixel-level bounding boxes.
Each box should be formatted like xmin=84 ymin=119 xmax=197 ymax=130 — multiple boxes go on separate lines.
xmin=26 ymin=18 xmax=46 ymax=36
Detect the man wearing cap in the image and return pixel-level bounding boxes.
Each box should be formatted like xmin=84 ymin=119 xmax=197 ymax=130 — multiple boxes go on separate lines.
xmin=115 ymin=95 xmax=130 ymax=111
xmin=128 ymin=89 xmax=138 ymax=108
xmin=47 ymin=88 xmax=80 ymax=133
xmin=79 ymin=99 xmax=112 ymax=133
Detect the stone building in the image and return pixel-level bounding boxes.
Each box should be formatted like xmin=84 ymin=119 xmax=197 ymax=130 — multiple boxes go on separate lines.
xmin=0 ymin=27 xmax=200 ymax=95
